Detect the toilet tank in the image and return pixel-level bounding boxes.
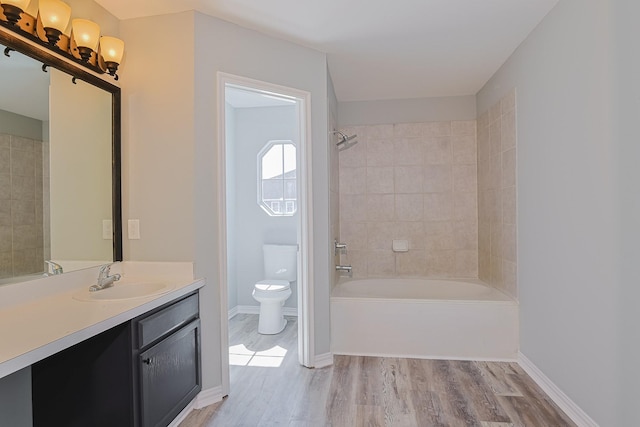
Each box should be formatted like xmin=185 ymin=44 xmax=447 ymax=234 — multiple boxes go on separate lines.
xmin=263 ymin=244 xmax=297 ymax=282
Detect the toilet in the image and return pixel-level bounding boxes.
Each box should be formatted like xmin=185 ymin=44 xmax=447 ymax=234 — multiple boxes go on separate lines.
xmin=252 ymin=244 xmax=297 ymax=334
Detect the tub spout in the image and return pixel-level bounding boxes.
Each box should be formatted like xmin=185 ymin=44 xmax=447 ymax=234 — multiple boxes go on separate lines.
xmin=336 ymin=265 xmax=352 ymax=274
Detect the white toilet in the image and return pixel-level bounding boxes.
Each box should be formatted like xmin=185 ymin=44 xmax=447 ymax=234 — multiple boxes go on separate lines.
xmin=252 ymin=244 xmax=297 ymax=334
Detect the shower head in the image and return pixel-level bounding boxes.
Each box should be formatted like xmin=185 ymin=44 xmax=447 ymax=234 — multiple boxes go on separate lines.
xmin=339 ymin=133 xmax=357 ymax=145
xmin=332 ymin=130 xmax=358 ymax=147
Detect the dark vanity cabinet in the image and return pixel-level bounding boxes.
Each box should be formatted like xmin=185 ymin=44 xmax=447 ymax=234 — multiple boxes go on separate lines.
xmin=136 ymin=293 xmax=201 ymax=427
xmin=32 ymin=291 xmax=201 ymax=427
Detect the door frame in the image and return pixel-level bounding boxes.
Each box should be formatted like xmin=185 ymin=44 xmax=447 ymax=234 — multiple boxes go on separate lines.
xmin=216 ymin=72 xmax=315 ymax=396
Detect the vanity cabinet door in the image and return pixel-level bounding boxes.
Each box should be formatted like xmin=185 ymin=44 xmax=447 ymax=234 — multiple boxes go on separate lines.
xmin=139 ymin=319 xmax=201 ymax=427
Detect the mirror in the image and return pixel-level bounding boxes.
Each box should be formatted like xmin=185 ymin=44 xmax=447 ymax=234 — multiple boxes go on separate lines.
xmin=0 ymin=29 xmax=122 ymax=285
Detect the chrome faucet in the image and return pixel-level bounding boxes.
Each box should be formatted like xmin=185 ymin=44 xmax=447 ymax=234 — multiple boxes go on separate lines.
xmin=335 ymin=265 xmax=352 ymax=274
xmin=334 ymin=240 xmax=347 ymax=255
xmin=89 ymin=263 xmax=121 ymax=292
xmin=45 ymin=260 xmax=63 ymax=275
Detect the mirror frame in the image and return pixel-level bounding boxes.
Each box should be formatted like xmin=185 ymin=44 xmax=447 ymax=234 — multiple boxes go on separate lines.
xmin=0 ymin=28 xmax=123 ymax=262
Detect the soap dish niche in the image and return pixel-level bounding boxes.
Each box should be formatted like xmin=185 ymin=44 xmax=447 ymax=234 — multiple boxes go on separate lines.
xmin=392 ymin=239 xmax=409 ymax=252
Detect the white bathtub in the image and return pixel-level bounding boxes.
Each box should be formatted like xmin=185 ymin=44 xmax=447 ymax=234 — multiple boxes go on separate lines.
xmin=331 ymin=278 xmax=519 ymax=361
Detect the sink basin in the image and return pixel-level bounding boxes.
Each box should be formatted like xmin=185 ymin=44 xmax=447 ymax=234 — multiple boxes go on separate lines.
xmin=73 ymin=281 xmax=175 ymax=302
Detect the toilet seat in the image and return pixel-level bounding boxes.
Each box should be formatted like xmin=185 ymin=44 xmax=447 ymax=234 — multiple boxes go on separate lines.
xmin=254 ymin=280 xmax=290 ymax=296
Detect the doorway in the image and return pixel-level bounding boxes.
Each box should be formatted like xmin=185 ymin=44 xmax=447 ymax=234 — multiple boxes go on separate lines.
xmin=217 ymin=73 xmax=314 ymax=396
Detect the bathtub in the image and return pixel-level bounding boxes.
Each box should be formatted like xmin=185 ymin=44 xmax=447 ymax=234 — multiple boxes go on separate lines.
xmin=331 ymin=278 xmax=519 ymax=361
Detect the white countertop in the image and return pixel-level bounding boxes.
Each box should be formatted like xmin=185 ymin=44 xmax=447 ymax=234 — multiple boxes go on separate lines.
xmin=0 ymin=262 xmax=204 ymax=379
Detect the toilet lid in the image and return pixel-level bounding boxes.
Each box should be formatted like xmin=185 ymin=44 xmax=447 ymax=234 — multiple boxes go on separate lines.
xmin=255 ymin=280 xmax=290 ymax=292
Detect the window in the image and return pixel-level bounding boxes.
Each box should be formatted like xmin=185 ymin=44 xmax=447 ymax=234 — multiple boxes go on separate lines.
xmin=258 ymin=141 xmax=297 ymax=216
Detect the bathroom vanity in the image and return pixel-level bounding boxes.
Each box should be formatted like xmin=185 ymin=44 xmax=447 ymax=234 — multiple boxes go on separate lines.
xmin=0 ymin=19 xmax=205 ymax=427
xmin=0 ymin=12 xmax=209 ymax=426
xmin=0 ymin=263 xmax=204 ymax=427
xmin=32 ymin=291 xmax=201 ymax=427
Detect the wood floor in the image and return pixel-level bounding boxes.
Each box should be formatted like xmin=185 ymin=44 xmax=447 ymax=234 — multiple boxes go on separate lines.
xmin=180 ymin=314 xmax=575 ymax=427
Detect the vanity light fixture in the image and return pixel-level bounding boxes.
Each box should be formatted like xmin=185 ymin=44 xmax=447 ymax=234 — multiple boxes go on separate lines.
xmin=71 ymin=18 xmax=99 ymax=62
xmin=38 ymin=0 xmax=71 ymax=46
xmin=0 ymin=0 xmax=124 ymax=80
xmin=0 ymin=0 xmax=30 ymax=25
xmin=99 ymin=35 xmax=124 ymax=79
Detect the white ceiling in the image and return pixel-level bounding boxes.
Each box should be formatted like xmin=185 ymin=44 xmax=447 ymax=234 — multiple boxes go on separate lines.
xmin=99 ymin=0 xmax=559 ymax=102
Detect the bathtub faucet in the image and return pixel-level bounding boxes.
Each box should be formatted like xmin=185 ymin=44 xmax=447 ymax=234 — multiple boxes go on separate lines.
xmin=336 ymin=265 xmax=352 ymax=275
xmin=334 ymin=240 xmax=347 ymax=255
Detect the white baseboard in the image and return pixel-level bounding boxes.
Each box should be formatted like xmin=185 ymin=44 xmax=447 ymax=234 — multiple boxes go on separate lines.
xmin=167 ymin=401 xmax=194 ymax=427
xmin=313 ymin=352 xmax=333 ymax=368
xmin=518 ymin=352 xmax=599 ymax=427
xmin=167 ymin=386 xmax=224 ymax=427
xmin=333 ymin=349 xmax=517 ymax=363
xmin=194 ymin=386 xmax=225 ymax=409
xmin=228 ymin=305 xmax=238 ymax=319
xmin=236 ymin=305 xmax=259 ymax=315
xmin=231 ymin=305 xmax=298 ymax=317
xmin=283 ymin=307 xmax=297 ymax=316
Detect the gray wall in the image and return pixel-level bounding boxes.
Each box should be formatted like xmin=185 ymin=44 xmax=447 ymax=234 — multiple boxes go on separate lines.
xmin=339 ymin=95 xmax=476 ymax=126
xmin=0 ymin=368 xmax=32 ymax=427
xmin=121 ymin=10 xmax=331 ymax=389
xmin=0 ymin=110 xmax=43 ymax=141
xmin=230 ymin=105 xmax=298 ymax=309
xmin=613 ymin=0 xmax=640 ymax=425
xmin=477 ymin=0 xmax=627 ymax=424
xmin=121 ymin=14 xmax=195 ymax=263
xmin=193 ymin=13 xmax=331 ymax=372
xmin=120 ymin=10 xmax=200 ymax=383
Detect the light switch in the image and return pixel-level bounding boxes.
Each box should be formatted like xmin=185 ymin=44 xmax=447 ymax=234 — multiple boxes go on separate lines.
xmin=102 ymin=219 xmax=113 ymax=240
xmin=128 ymin=219 xmax=140 ymax=240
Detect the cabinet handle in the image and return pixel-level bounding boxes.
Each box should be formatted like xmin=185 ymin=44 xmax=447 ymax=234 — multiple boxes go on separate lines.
xmin=142 ymin=358 xmax=152 ymax=365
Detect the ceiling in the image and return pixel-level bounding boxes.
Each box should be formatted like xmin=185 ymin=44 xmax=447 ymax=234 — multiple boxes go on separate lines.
xmin=99 ymin=0 xmax=559 ymax=102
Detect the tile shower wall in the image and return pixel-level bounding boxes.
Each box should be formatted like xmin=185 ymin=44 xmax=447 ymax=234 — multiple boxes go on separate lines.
xmin=338 ymin=121 xmax=477 ymax=278
xmin=477 ymin=89 xmax=517 ymax=297
xmin=0 ymin=133 xmax=48 ymax=278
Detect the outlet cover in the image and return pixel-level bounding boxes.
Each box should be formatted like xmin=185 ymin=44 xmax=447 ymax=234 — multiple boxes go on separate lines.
xmin=128 ymin=219 xmax=140 ymax=239
xmin=102 ymin=219 xmax=113 ymax=240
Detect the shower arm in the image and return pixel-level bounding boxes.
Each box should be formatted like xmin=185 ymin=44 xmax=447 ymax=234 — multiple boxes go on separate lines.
xmin=331 ymin=130 xmax=357 ymax=146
